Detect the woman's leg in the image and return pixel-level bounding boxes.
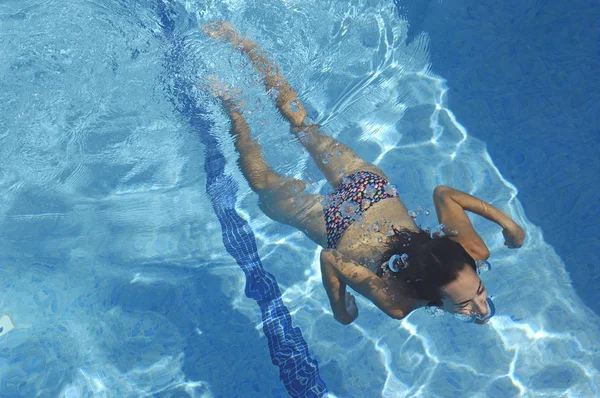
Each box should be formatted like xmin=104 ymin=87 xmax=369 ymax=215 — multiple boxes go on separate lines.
xmin=203 ymin=21 xmax=386 ymax=187
xmin=211 ymin=85 xmax=327 ymax=246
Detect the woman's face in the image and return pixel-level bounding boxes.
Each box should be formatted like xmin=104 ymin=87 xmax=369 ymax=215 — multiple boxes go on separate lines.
xmin=441 ymin=266 xmax=490 ymax=324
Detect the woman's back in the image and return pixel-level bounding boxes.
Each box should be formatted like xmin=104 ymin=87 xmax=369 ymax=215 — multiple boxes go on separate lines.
xmin=332 ymin=196 xmax=418 ymax=272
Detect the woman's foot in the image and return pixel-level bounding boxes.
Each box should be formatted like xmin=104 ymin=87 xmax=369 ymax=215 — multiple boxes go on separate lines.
xmin=202 ymin=21 xmax=307 ymax=131
xmin=201 ymin=75 xmax=244 ymax=110
xmin=202 ymin=20 xmax=253 ymax=51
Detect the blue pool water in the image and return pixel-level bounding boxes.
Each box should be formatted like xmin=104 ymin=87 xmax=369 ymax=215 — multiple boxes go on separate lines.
xmin=400 ymin=0 xmax=600 ymax=318
xmin=1 ymin=0 xmax=599 ymax=397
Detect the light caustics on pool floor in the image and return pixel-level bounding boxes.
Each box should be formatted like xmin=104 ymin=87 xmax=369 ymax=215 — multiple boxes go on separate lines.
xmin=203 ymin=0 xmax=600 ymax=396
xmin=1 ymin=0 xmax=599 ymax=397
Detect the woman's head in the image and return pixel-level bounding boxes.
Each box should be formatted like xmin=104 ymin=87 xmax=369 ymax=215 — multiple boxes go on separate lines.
xmin=439 ymin=265 xmax=490 ymax=323
xmin=382 ymin=229 xmax=488 ymax=318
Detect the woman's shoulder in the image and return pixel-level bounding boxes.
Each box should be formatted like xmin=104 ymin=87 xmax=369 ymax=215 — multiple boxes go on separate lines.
xmin=379 ymin=275 xmax=423 ymax=319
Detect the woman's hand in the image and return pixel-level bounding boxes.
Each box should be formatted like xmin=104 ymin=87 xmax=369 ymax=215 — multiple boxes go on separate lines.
xmin=502 ymin=223 xmax=525 ymax=248
xmin=334 ymin=292 xmax=358 ymax=325
xmin=345 ymin=291 xmax=358 ymax=319
xmin=433 ymin=186 xmax=527 ymax=254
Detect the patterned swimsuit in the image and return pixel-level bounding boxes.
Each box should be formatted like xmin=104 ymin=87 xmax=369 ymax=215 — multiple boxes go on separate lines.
xmin=323 ymin=171 xmax=398 ymax=248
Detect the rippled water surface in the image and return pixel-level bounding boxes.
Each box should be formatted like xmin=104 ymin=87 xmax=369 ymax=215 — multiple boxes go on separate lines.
xmin=1 ymin=0 xmax=599 ymax=396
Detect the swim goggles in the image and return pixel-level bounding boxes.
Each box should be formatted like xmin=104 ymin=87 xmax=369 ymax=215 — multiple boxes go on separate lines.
xmin=453 ymin=297 xmax=496 ymax=323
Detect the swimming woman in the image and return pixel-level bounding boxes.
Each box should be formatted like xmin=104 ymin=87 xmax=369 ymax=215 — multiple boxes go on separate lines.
xmin=202 ymin=21 xmax=526 ymax=325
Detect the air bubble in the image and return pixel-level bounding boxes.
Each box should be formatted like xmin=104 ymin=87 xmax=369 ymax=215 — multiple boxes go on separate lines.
xmin=426 ymin=306 xmax=445 ymax=318
xmin=268 ymin=87 xmax=281 ymax=98
xmin=388 ymin=254 xmax=409 ymax=272
xmin=370 ymin=221 xmax=381 ymax=232
xmin=321 ymin=153 xmax=333 ymax=164
xmin=384 ymin=184 xmax=398 ymax=196
xmin=429 ymin=224 xmax=447 ymax=238
xmin=453 ymin=312 xmax=473 ymax=322
xmin=365 ymin=184 xmax=376 ymax=197
xmin=340 ymin=200 xmax=359 ymax=218
xmin=409 ymin=211 xmax=417 ymax=219
xmin=400 ymin=253 xmax=409 ymax=268
xmin=290 ymin=101 xmax=299 ymax=112
xmin=389 ymin=255 xmax=401 ymax=272
xmin=476 ymin=260 xmax=492 ymax=274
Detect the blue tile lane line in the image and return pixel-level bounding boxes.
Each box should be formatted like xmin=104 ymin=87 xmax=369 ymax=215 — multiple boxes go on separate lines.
xmin=154 ymin=1 xmax=328 ymax=396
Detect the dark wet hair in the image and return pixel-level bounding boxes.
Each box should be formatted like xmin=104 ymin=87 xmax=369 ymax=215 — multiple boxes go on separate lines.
xmin=380 ymin=228 xmax=477 ymax=307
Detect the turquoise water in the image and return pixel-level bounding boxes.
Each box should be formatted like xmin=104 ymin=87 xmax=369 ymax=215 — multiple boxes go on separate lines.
xmin=408 ymin=0 xmax=600 ymax=317
xmin=1 ymin=0 xmax=599 ymax=397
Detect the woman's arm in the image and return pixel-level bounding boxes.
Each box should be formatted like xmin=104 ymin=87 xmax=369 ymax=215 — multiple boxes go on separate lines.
xmin=320 ymin=249 xmax=409 ymax=324
xmin=320 ymin=250 xmax=356 ymax=324
xmin=433 ymin=185 xmax=525 ymax=259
